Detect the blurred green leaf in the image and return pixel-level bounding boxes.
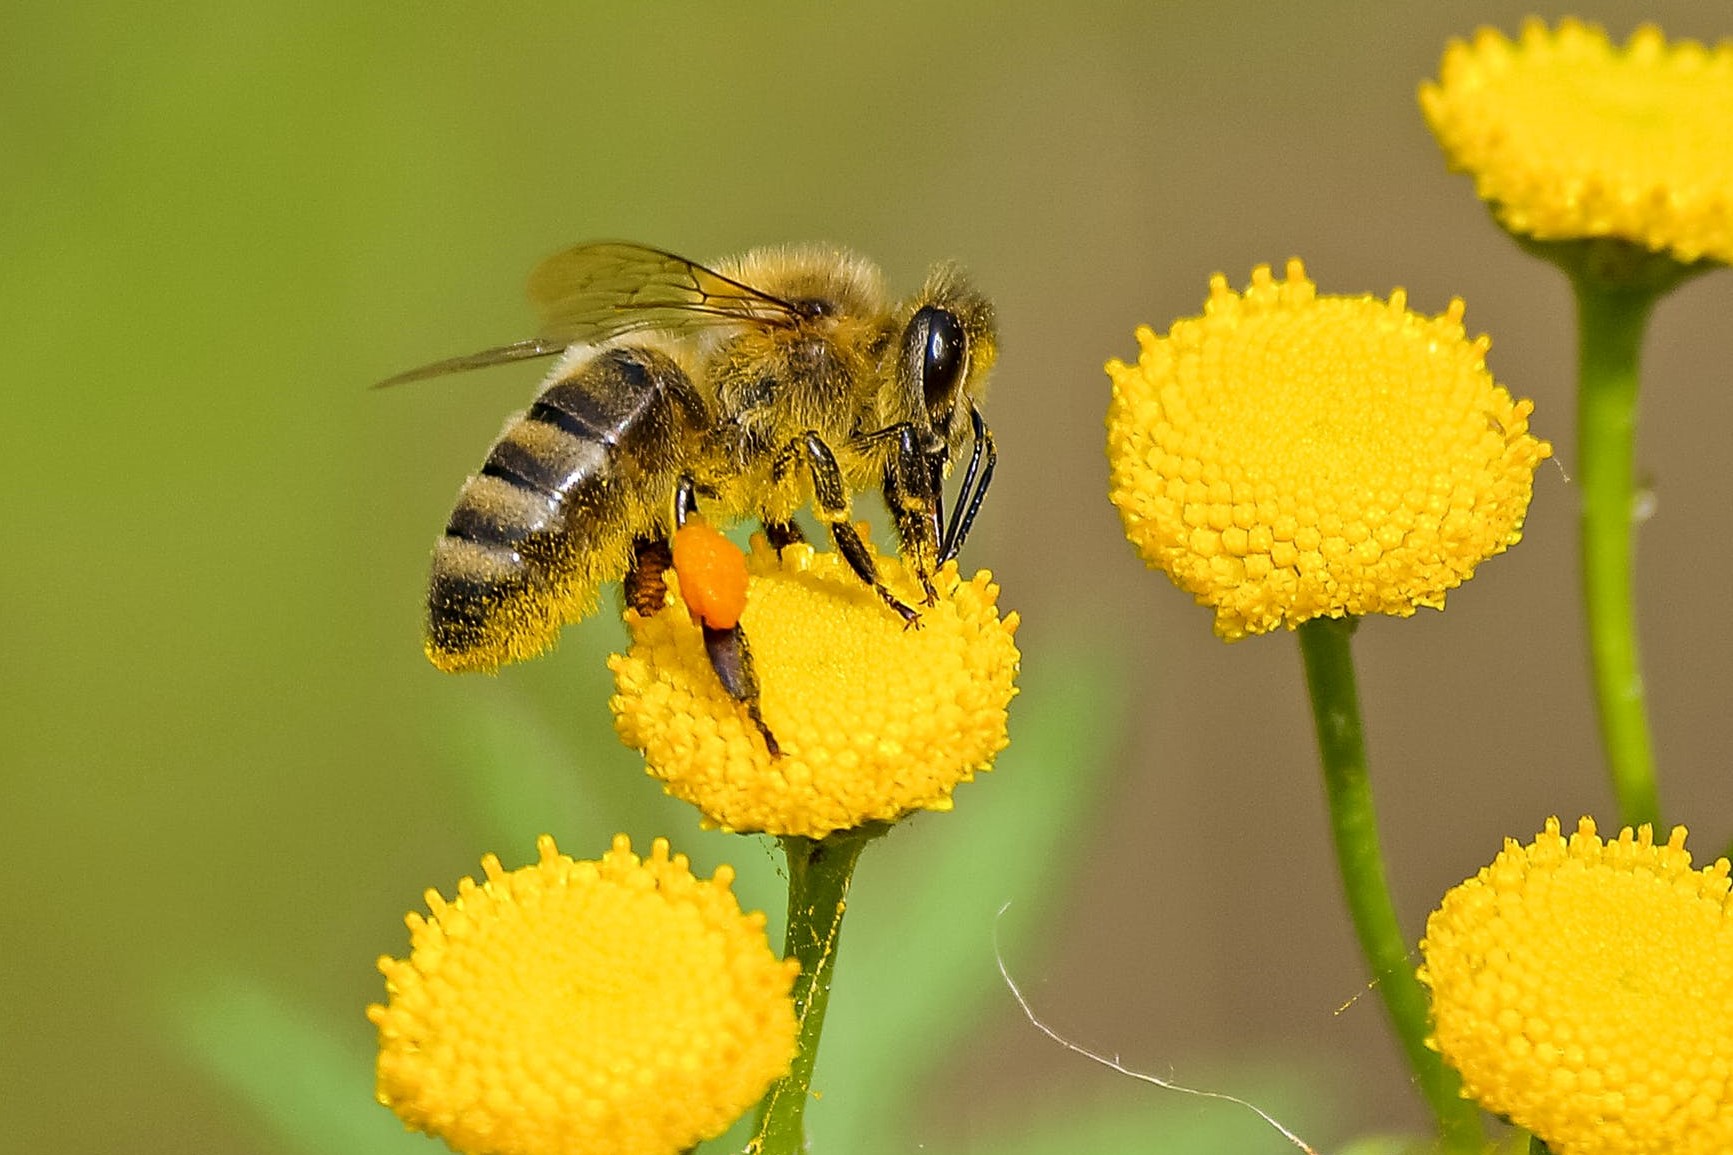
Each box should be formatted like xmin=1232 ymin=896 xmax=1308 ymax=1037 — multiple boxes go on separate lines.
xmin=438 ymin=683 xmax=616 ymax=854
xmin=165 ymin=976 xmax=426 ymax=1155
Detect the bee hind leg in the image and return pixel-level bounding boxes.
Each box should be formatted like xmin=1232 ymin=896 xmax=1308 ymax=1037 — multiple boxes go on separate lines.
xmin=670 ymin=475 xmax=781 ymax=756
xmin=702 ymin=623 xmax=780 ymax=757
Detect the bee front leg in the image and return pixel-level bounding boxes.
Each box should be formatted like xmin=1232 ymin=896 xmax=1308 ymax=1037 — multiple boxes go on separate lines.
xmin=880 ymin=425 xmax=942 ymax=604
xmin=790 ymin=431 xmax=920 ymax=625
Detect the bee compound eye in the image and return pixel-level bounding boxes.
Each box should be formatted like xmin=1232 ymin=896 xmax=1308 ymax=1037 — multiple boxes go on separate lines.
xmin=914 ymin=306 xmax=967 ymax=413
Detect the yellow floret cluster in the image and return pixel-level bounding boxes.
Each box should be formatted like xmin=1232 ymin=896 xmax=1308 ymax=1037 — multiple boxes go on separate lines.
xmin=1419 ymin=817 xmax=1733 ymax=1155
xmin=1105 ymin=259 xmax=1550 ymax=640
xmin=1422 ymin=18 xmax=1733 ymax=266
xmin=610 ymin=537 xmax=1020 ymax=838
xmin=368 ymin=835 xmax=799 ymax=1155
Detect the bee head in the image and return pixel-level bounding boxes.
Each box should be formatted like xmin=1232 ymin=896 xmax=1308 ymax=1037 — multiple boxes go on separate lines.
xmin=901 ymin=266 xmax=997 ymax=449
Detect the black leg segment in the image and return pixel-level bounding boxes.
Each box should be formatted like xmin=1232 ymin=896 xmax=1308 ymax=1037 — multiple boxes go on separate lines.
xmin=703 ymin=623 xmax=780 ymax=755
xmin=791 ymin=430 xmax=919 ymax=623
xmin=674 ymin=474 xmax=699 ymax=529
xmin=764 ymin=519 xmax=806 ymax=553
xmin=880 ymin=424 xmax=942 ymax=603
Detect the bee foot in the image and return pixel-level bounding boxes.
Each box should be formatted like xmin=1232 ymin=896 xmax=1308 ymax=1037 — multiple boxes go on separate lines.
xmin=749 ymin=708 xmax=782 ymax=758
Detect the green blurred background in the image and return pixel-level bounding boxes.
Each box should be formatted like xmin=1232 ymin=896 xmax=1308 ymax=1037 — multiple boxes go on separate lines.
xmin=8 ymin=3 xmax=1732 ymax=1153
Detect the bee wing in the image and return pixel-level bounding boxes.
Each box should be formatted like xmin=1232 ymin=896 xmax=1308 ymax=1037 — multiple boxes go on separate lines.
xmin=374 ymin=337 xmax=575 ymax=388
xmin=376 ymin=242 xmax=803 ymax=388
xmin=527 ymin=241 xmax=807 ymax=340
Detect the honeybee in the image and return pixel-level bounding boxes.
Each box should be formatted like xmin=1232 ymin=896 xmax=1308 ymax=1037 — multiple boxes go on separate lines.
xmin=385 ymin=241 xmax=998 ymax=750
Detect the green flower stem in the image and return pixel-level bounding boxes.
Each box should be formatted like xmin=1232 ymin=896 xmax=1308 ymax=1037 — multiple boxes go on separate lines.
xmin=752 ymin=823 xmax=885 ymax=1155
xmin=1296 ymin=617 xmax=1483 ymax=1150
xmin=1573 ymin=275 xmax=1664 ymax=831
xmin=1529 ymin=1135 xmax=1554 ymax=1155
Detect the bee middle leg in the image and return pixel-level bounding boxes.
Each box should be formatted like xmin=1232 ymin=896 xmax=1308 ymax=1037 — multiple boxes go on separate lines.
xmin=783 ymin=431 xmax=920 ymax=625
xmin=763 ymin=518 xmax=806 ymax=554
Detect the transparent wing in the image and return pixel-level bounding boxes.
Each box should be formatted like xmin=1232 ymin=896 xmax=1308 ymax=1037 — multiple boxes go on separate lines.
xmin=374 ymin=337 xmax=573 ymax=388
xmin=527 ymin=240 xmax=806 ymax=340
xmin=376 ymin=241 xmax=804 ymax=387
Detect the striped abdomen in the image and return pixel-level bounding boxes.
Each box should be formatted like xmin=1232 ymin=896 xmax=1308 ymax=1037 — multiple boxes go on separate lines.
xmin=427 ymin=345 xmax=706 ymax=672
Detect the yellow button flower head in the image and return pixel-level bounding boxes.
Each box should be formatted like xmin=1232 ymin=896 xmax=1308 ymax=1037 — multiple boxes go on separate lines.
xmin=1419 ymin=817 xmax=1733 ymax=1155
xmin=610 ymin=537 xmax=1019 ymax=838
xmin=368 ymin=835 xmax=799 ymax=1155
xmin=1422 ymin=19 xmax=1733 ymax=266
xmin=1105 ymin=260 xmax=1550 ymax=640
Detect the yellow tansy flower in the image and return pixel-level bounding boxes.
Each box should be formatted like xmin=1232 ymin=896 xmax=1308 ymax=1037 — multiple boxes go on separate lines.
xmin=1106 ymin=260 xmax=1550 ymax=640
xmin=1422 ymin=19 xmax=1733 ymax=266
xmin=610 ymin=537 xmax=1019 ymax=838
xmin=1419 ymin=817 xmax=1733 ymax=1155
xmin=368 ymin=835 xmax=799 ymax=1155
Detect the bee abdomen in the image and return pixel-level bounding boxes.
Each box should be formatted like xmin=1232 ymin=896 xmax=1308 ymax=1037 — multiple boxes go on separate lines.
xmin=426 ymin=346 xmax=704 ymax=673
xmin=426 ymin=536 xmax=534 ymax=668
xmin=444 ymin=418 xmax=611 ymax=548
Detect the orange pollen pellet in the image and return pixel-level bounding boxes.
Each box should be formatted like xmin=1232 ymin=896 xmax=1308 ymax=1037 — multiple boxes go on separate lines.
xmin=671 ymin=519 xmax=749 ymax=630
